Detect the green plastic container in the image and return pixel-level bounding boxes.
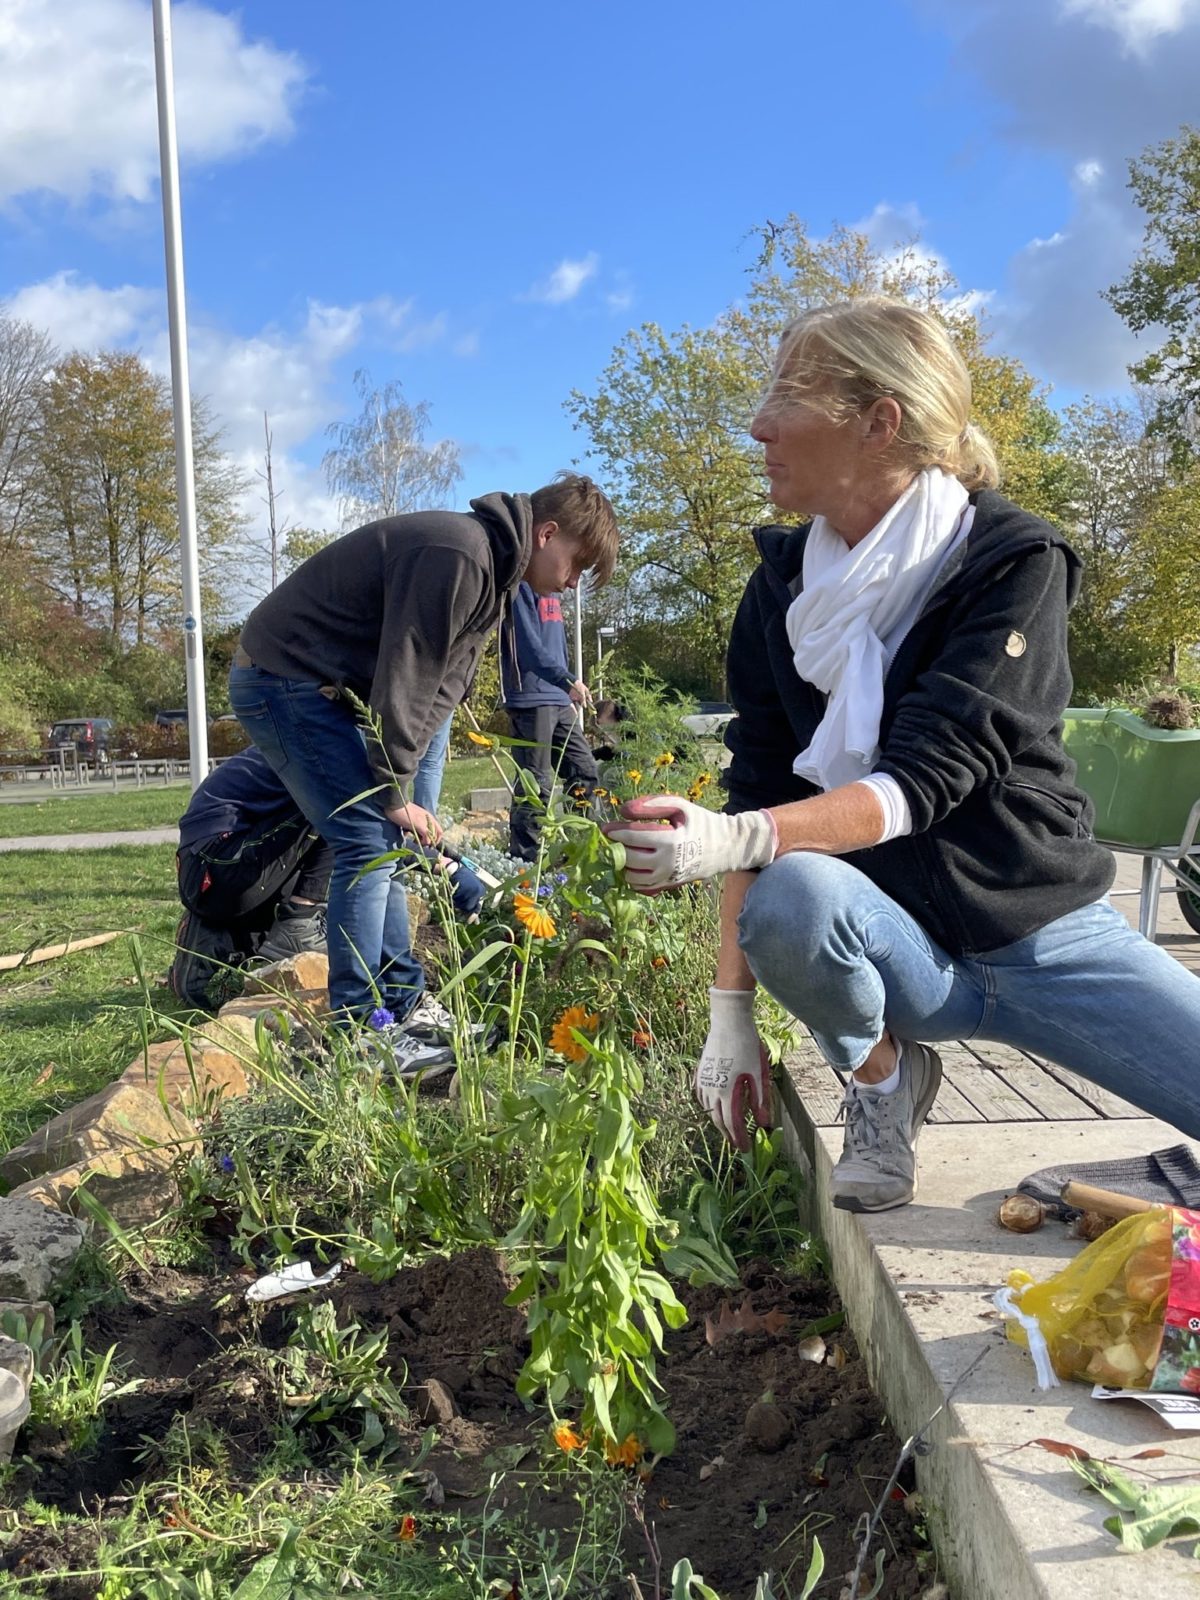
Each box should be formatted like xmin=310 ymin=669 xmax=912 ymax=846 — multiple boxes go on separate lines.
xmin=1061 ymin=708 xmax=1200 ymax=849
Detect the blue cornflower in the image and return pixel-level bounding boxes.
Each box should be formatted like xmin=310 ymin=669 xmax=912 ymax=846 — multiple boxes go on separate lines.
xmin=367 ymin=1007 xmax=395 ymax=1030
xmin=218 ymin=1153 xmax=235 ymax=1175
xmin=554 ymin=872 xmax=568 ymax=885
xmin=537 ymin=884 xmax=553 ymax=898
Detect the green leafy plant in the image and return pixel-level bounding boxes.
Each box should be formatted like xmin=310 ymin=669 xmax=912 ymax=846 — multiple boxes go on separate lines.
xmin=275 ymin=1301 xmax=407 ymax=1450
xmin=27 ymin=1322 xmax=140 ymax=1451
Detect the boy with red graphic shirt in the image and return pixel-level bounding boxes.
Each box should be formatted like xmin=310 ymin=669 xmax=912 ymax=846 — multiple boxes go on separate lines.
xmin=501 ymin=581 xmax=598 ymax=860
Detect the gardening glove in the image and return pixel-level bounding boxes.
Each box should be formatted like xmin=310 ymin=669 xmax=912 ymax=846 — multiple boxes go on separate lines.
xmin=604 ymin=796 xmax=777 ymax=892
xmin=696 ymin=987 xmax=773 ymax=1152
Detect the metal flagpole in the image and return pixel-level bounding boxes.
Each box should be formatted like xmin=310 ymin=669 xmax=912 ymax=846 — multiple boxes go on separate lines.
xmin=152 ymin=0 xmax=209 ymax=788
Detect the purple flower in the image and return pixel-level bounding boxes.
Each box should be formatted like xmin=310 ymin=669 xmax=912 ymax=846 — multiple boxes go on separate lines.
xmin=554 ymin=872 xmax=568 ymax=885
xmin=537 ymin=884 xmax=553 ymax=898
xmin=218 ymin=1153 xmax=235 ymax=1175
xmin=367 ymin=1007 xmax=395 ymax=1030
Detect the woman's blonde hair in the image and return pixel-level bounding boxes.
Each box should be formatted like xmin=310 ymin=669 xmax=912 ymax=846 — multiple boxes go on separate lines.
xmin=765 ymin=297 xmax=1000 ymax=491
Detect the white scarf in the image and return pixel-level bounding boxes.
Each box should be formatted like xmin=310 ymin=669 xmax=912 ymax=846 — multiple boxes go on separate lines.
xmin=785 ymin=466 xmax=969 ymax=791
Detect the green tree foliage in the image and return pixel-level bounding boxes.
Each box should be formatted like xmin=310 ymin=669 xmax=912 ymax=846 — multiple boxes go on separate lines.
xmin=31 ymin=351 xmax=248 ymax=641
xmin=282 ymin=525 xmax=336 ymax=574
xmin=323 ymin=368 xmax=462 ymax=530
xmin=1106 ymin=125 xmax=1200 ymax=445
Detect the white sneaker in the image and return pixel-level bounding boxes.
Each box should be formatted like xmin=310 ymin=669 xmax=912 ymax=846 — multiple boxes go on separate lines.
xmin=364 ymin=1021 xmax=456 ymax=1081
xmin=404 ymin=993 xmax=486 ymax=1043
xmin=829 ymin=1041 xmax=943 ymax=1213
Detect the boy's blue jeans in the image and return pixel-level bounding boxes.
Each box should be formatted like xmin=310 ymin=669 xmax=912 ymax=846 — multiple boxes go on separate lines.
xmin=738 ymin=851 xmax=1200 ymax=1136
xmin=228 ymin=664 xmax=424 ymax=1023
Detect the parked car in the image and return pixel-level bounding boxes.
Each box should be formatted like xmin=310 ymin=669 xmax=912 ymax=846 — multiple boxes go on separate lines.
xmin=680 ymin=702 xmax=735 ymax=738
xmin=48 ymin=718 xmax=114 ymax=765
xmin=154 ymin=708 xmax=189 ymax=728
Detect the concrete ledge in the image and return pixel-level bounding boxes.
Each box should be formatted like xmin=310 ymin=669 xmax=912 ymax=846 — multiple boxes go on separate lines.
xmin=777 ymin=1064 xmax=1200 ymax=1599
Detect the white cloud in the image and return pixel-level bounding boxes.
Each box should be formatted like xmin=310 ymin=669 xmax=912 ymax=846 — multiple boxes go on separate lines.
xmin=523 ymin=253 xmax=600 ymax=306
xmin=1060 ymin=0 xmax=1199 ymax=52
xmin=3 ymin=270 xmax=159 ymax=350
xmin=0 ymin=0 xmax=307 ymax=203
xmin=1074 ymin=158 xmax=1105 ymax=187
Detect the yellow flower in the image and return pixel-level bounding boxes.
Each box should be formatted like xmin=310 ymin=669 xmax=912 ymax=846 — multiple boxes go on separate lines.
xmin=514 ymin=892 xmax=556 ymax=939
xmin=553 ymin=1421 xmax=585 ymax=1453
xmin=696 ymin=770 xmax=713 ymax=786
xmin=594 ymin=786 xmax=610 ymax=801
xmin=653 ymin=752 xmax=675 ymax=768
xmin=626 ymin=768 xmax=643 ymax=783
xmin=549 ymin=1004 xmax=600 ymax=1062
xmin=604 ymin=1433 xmax=644 ymax=1468
xmin=466 ymin=729 xmax=494 ymax=747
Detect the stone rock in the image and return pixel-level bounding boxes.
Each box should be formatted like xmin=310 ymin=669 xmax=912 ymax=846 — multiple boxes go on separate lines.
xmin=0 ymin=1197 xmax=86 ymax=1299
xmin=0 ymin=1300 xmax=54 ymax=1342
xmin=9 ymin=1155 xmax=180 ymax=1229
xmin=467 ymin=787 xmax=511 ymax=813
xmin=0 ymin=1337 xmax=33 ymax=1390
xmin=414 ymin=1377 xmax=458 ymax=1424
xmin=242 ymin=951 xmax=329 ymax=998
xmin=117 ymin=1039 xmax=248 ymax=1111
xmin=0 ymin=1081 xmax=197 ymax=1190
xmin=190 ymin=1011 xmax=261 ymax=1057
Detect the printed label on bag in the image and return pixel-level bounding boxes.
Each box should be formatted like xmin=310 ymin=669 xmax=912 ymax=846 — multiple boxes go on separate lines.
xmin=1151 ymin=1207 xmax=1200 ymax=1393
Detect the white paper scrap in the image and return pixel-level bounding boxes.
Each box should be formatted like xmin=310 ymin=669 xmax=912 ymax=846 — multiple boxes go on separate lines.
xmin=1092 ymin=1384 xmax=1200 ymax=1431
xmin=245 ymin=1260 xmax=343 ymax=1303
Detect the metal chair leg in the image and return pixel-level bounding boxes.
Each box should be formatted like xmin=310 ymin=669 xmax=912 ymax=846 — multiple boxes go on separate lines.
xmin=1140 ymin=855 xmax=1164 ymax=940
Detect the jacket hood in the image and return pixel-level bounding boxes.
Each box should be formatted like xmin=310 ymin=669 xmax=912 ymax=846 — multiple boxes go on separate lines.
xmin=470 ymin=492 xmax=533 ymax=595
xmin=751 ymin=489 xmax=1084 ymax=610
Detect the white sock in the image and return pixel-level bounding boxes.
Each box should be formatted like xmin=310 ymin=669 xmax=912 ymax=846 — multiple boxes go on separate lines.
xmin=854 ymin=1039 xmax=902 ymax=1097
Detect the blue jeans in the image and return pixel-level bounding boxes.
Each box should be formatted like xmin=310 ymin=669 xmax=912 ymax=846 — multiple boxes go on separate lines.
xmin=412 ymin=714 xmax=452 ymax=814
xmin=738 ymin=852 xmax=1200 ymax=1137
xmin=227 ymin=665 xmax=424 ymax=1024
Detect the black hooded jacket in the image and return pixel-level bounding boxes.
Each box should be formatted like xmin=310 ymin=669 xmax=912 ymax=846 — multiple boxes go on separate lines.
xmin=240 ymin=494 xmax=531 ymax=801
xmin=723 ymin=490 xmax=1115 ymax=958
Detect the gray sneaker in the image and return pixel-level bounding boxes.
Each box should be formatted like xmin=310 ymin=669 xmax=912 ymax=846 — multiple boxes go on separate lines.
xmin=365 ymin=1021 xmax=456 ymax=1081
xmin=404 ymin=993 xmax=487 ymax=1043
xmin=829 ymin=1041 xmax=943 ymax=1213
xmin=252 ymin=908 xmax=327 ymax=967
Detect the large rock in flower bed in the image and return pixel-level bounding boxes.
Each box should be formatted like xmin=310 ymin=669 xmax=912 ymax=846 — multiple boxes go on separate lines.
xmin=0 ymin=1080 xmax=198 ymax=1191
xmin=0 ymin=1197 xmax=85 ymax=1299
xmin=116 ymin=1038 xmax=248 ymax=1112
xmin=241 ymin=950 xmax=329 ymax=998
xmin=8 ymin=1152 xmax=179 ymax=1229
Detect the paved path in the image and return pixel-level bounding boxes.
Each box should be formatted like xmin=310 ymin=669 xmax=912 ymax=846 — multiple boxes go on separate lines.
xmin=0 ymin=826 xmax=178 ymax=853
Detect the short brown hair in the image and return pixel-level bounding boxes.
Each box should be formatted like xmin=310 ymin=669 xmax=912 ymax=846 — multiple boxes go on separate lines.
xmin=530 ymin=471 xmax=619 ymax=586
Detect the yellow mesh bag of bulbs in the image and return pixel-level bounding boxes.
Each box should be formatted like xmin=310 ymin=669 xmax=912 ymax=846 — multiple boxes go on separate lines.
xmin=995 ymin=1207 xmax=1200 ymax=1392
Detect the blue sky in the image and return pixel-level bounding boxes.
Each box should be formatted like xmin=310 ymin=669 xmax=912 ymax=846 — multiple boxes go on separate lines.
xmin=2 ymin=0 xmax=1198 ymax=591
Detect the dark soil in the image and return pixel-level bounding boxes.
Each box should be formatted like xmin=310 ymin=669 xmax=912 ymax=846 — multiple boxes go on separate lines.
xmin=1 ymin=1248 xmax=933 ymax=1598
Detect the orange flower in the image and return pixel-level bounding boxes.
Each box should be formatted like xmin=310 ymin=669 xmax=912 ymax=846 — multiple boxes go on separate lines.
xmin=553 ymin=1420 xmax=586 ymax=1453
xmin=604 ymin=1433 xmax=644 ymax=1468
xmin=466 ymin=729 xmax=494 ymax=747
xmin=651 ymin=955 xmax=668 ymax=970
xmin=549 ymin=1004 xmax=600 ymax=1062
xmin=397 ymin=1514 xmax=418 ymax=1541
xmin=514 ymin=892 xmax=556 ymax=939
xmin=632 ymin=1023 xmax=653 ymax=1049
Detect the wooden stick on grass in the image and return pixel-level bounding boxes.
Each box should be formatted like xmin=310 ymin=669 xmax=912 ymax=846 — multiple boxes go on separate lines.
xmin=0 ymin=931 xmax=121 ymax=972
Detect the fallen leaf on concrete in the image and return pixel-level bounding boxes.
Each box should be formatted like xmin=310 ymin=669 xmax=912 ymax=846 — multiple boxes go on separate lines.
xmin=1033 ymin=1437 xmax=1091 ymax=1462
xmin=698 ymin=1454 xmax=725 ymax=1481
xmin=1129 ymin=1448 xmax=1167 ymax=1460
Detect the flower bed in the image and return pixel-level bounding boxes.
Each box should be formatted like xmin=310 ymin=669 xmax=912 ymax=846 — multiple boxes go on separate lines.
xmin=0 ymin=710 xmax=937 ymax=1597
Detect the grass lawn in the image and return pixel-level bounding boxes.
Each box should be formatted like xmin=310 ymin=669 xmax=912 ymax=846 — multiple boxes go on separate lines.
xmin=0 ymin=757 xmax=504 ymax=840
xmin=0 ymin=785 xmax=190 ymax=837
xmin=0 ymin=842 xmax=188 ymax=1153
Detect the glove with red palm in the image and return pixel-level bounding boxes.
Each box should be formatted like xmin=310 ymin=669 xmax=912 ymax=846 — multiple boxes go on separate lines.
xmin=695 ymin=987 xmax=774 ymax=1151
